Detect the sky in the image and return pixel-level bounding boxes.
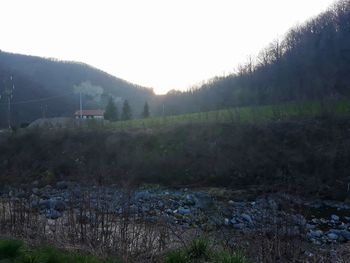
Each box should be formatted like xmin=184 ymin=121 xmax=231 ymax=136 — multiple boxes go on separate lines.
xmin=0 ymin=0 xmax=336 ymax=94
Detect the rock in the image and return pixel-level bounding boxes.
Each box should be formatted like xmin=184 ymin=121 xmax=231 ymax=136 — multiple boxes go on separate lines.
xmin=320 ymin=218 xmax=328 ymax=224
xmin=233 ymin=223 xmax=245 ymax=230
xmin=345 ymin=216 xmax=350 ymax=221
xmin=32 ymin=180 xmax=39 ymax=187
xmin=157 ymin=201 xmax=164 ymax=208
xmin=38 ymin=199 xmax=51 ymax=209
xmin=30 ymin=199 xmax=39 ymax=209
xmin=72 ymin=187 xmax=82 ymax=198
xmin=284 ymin=226 xmax=300 ymax=237
xmin=224 ymin=218 xmax=230 ymax=226
xmin=77 ymin=215 xmax=92 ymax=224
xmin=268 ymin=199 xmax=279 ymax=210
xmin=185 ymin=194 xmax=196 ymax=206
xmin=241 ymin=214 xmax=253 ymax=225
xmin=165 ymin=209 xmax=173 ymax=214
xmin=308 ymin=230 xmax=323 ymax=238
xmin=135 ymin=191 xmax=151 ymax=200
xmin=46 ymin=209 xmax=62 ymax=219
xmin=142 ymin=206 xmax=150 ymax=213
xmin=194 ymin=193 xmax=214 ymax=210
xmin=292 ymin=214 xmax=307 ymax=226
xmin=327 ymin=233 xmax=338 ymax=240
xmin=145 ymin=216 xmax=158 ymax=223
xmin=306 ymin=224 xmax=317 ymax=230
xmin=230 ymin=218 xmax=237 ymax=225
xmin=178 ymin=207 xmax=191 ymax=215
xmin=51 ymin=200 xmax=67 ymax=211
xmin=310 ymin=238 xmax=323 ymax=245
xmin=56 ymin=181 xmax=68 ymax=190
xmin=339 ymin=223 xmax=348 ymax=229
xmin=16 ymin=191 xmax=27 ymax=199
xmin=340 ymin=230 xmax=350 ymax=241
xmin=311 ymin=218 xmax=319 ymax=224
xmin=228 ymin=200 xmax=235 ymax=205
xmin=32 ymin=188 xmax=39 ymax=195
xmin=43 ymin=185 xmax=52 ymax=191
xmin=331 ymin=214 xmax=339 ymax=221
xmin=308 ymin=200 xmax=324 ymax=209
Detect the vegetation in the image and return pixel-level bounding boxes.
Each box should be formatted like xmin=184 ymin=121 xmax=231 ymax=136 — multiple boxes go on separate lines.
xmin=1 ymin=1 xmax=350 ymax=127
xmin=107 ymin=99 xmax=350 ymax=130
xmin=142 ymin=101 xmax=150 ymax=118
xmin=0 ymin=239 xmax=249 ymax=263
xmin=164 ymin=238 xmax=249 ymax=263
xmin=155 ymin=0 xmax=350 ymax=115
xmin=0 ymin=239 xmax=121 ymax=263
xmin=0 ymin=51 xmax=154 ymax=128
xmin=1 ymin=116 xmax=350 ymax=199
xmin=0 ymin=239 xmax=23 ymax=260
xmin=121 ymin=99 xmax=132 ymax=121
xmin=104 ymin=97 xmax=119 ymax=121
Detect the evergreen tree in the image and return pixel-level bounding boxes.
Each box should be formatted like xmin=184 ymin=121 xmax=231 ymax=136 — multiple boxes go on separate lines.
xmin=142 ymin=101 xmax=150 ymax=118
xmin=121 ymin=99 xmax=132 ymax=120
xmin=104 ymin=97 xmax=119 ymax=121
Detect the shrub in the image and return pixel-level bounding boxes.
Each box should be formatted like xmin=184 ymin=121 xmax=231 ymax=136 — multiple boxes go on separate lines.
xmin=164 ymin=249 xmax=188 ymax=263
xmin=187 ymin=238 xmax=210 ymax=261
xmin=214 ymin=250 xmax=250 ymax=263
xmin=0 ymin=239 xmax=23 ymax=260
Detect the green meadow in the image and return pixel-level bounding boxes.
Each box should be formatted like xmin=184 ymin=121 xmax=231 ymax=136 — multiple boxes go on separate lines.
xmin=106 ymin=99 xmax=350 ymax=130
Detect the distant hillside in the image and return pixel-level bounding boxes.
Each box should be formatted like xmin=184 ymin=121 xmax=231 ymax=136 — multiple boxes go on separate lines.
xmin=156 ymin=0 xmax=350 ymax=116
xmin=0 ymin=51 xmax=155 ymax=127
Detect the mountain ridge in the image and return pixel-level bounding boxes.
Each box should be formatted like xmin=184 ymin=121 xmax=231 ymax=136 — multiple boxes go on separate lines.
xmin=0 ymin=50 xmax=155 ymax=127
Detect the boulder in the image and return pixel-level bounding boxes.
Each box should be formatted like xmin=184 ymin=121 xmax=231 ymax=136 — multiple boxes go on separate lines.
xmin=46 ymin=209 xmax=62 ymax=219
xmin=340 ymin=230 xmax=350 ymax=241
xmin=241 ymin=214 xmax=254 ymax=225
xmin=56 ymin=181 xmax=69 ymax=190
xmin=308 ymin=230 xmax=323 ymax=238
xmin=292 ymin=214 xmax=307 ymax=226
xmin=327 ymin=233 xmax=338 ymax=240
xmin=194 ymin=193 xmax=214 ymax=210
xmin=38 ymin=199 xmax=51 ymax=209
xmin=224 ymin=218 xmax=230 ymax=226
xmin=233 ymin=223 xmax=245 ymax=230
xmin=178 ymin=207 xmax=191 ymax=215
xmin=51 ymin=200 xmax=67 ymax=211
xmin=135 ymin=191 xmax=151 ymax=201
xmin=185 ymin=194 xmax=196 ymax=206
xmin=331 ymin=214 xmax=339 ymax=221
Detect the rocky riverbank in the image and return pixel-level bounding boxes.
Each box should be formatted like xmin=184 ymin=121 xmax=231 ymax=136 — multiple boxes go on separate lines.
xmin=1 ymin=182 xmax=350 ymax=246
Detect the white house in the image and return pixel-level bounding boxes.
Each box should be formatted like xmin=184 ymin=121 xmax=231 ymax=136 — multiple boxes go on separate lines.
xmin=74 ymin=109 xmax=105 ymax=119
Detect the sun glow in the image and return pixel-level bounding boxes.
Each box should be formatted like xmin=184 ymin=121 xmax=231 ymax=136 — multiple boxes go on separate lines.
xmin=0 ymin=0 xmax=336 ymax=94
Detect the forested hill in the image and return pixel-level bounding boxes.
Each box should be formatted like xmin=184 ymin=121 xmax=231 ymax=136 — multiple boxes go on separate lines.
xmin=156 ymin=0 xmax=350 ymax=115
xmin=0 ymin=51 xmax=155 ymax=127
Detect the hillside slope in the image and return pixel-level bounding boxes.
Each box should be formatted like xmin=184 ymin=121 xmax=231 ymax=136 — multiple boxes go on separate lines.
xmin=156 ymin=0 xmax=350 ymax=115
xmin=1 ymin=118 xmax=349 ymax=200
xmin=0 ymin=51 xmax=155 ymax=127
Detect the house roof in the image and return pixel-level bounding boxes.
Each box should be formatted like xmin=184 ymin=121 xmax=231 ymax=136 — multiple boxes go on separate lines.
xmin=74 ymin=109 xmax=105 ymax=116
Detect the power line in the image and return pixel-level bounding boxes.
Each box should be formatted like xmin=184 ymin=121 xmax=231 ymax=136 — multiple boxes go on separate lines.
xmin=0 ymin=92 xmax=74 ymax=105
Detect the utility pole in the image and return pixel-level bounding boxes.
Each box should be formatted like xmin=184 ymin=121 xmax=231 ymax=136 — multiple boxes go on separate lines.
xmin=41 ymin=104 xmax=48 ymax=118
xmin=2 ymin=75 xmax=15 ymax=129
xmin=79 ymin=91 xmax=83 ymax=118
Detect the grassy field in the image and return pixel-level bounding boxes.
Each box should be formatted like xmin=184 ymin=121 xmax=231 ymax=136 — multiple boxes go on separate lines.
xmin=106 ymin=99 xmax=350 ymax=130
xmin=0 ymin=239 xmax=249 ymax=263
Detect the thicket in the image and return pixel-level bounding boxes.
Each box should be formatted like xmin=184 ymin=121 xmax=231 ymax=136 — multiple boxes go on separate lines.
xmin=0 ymin=238 xmax=250 ymax=263
xmin=155 ymin=0 xmax=350 ymax=115
xmin=1 ymin=117 xmax=350 ymax=199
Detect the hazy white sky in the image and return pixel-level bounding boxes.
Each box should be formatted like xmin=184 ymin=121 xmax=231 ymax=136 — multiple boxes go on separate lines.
xmin=0 ymin=0 xmax=336 ymax=94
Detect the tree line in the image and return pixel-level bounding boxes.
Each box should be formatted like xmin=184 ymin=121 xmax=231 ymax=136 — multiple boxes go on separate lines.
xmin=104 ymin=98 xmax=150 ymax=121
xmin=154 ymin=0 xmax=350 ymax=116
